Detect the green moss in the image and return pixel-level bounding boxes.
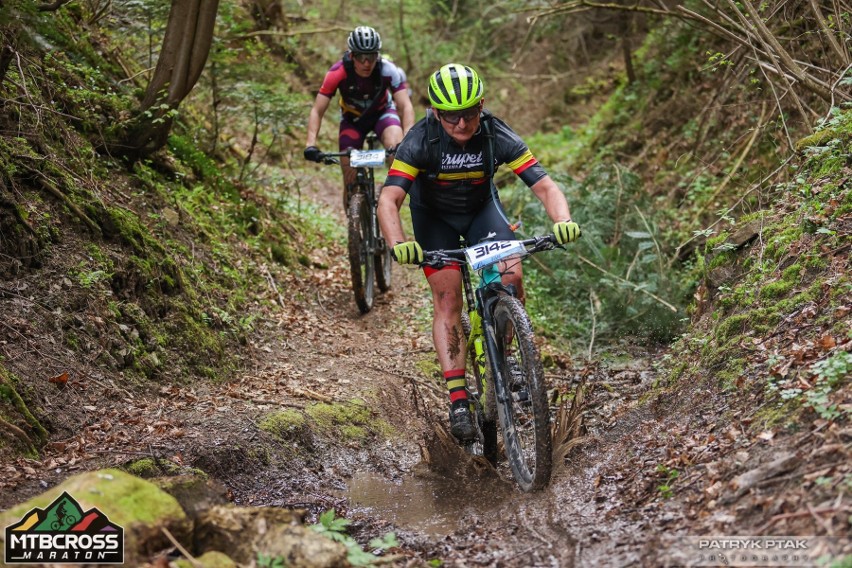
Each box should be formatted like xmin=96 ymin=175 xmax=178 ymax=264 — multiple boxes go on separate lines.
xmin=707 ymin=250 xmax=735 ymax=270
xmin=737 ymin=210 xmax=770 ymax=224
xmin=781 ymin=263 xmax=802 ymax=282
xmin=168 ymin=134 xmax=223 ymax=181
xmin=716 ymin=313 xmax=749 ymax=340
xmin=308 ymin=400 xmax=370 ymax=426
xmin=705 ymin=232 xmax=731 ymax=250
xmin=804 ymin=255 xmax=829 ymax=271
xmin=796 ymin=129 xmax=838 ymax=150
xmin=754 ymin=399 xmax=804 ymax=429
xmin=764 ymin=225 xmax=803 ymax=260
xmin=124 ymin=458 xmax=160 ymax=478
xmin=717 ymin=357 xmax=748 ymax=389
xmin=258 ymin=409 xmax=306 ymax=440
xmin=415 ymin=356 xmax=442 ymax=381
xmin=774 ymin=284 xmax=822 ymax=314
xmin=340 ymin=425 xmax=368 ymax=441
xmin=0 ymin=469 xmax=186 ymax=529
xmin=65 ymin=331 xmax=81 ymax=351
xmin=122 ymin=457 xmax=189 ymax=478
xmin=760 ymin=279 xmax=794 ymax=299
xmin=0 ymin=366 xmax=48 ymax=448
xmin=174 ymin=551 xmax=236 ymax=568
xmin=99 ymin=205 xmax=166 ymax=256
xmin=304 ymin=399 xmax=393 ymax=442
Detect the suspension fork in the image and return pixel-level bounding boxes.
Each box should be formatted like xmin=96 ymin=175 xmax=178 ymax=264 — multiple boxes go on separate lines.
xmin=362 ymin=166 xmax=383 ymax=250
xmin=477 ymin=283 xmax=512 ymax=405
xmin=467 ymin=263 xmax=502 ymax=384
xmin=462 ymin=264 xmax=487 ymax=380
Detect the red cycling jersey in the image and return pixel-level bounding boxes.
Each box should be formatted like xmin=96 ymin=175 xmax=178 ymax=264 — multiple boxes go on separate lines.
xmin=318 ymin=53 xmax=409 ymax=120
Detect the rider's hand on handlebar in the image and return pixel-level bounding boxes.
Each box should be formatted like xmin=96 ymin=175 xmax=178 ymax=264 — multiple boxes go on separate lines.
xmin=304 ymin=146 xmax=322 ymax=163
xmin=553 ymin=220 xmax=581 ymax=244
xmin=392 ymin=241 xmax=423 ymax=264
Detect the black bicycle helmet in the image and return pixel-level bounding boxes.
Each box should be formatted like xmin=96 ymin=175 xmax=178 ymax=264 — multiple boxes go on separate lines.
xmin=348 ymin=26 xmax=382 ymax=53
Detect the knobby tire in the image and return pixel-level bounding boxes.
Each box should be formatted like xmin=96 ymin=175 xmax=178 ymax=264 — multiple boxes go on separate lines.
xmin=492 ymin=295 xmax=552 ymax=491
xmin=347 ymin=192 xmax=375 ymax=314
xmin=375 ymin=234 xmax=392 ymax=292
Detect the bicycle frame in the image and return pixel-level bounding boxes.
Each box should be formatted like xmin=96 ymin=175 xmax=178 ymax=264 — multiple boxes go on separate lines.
xmin=463 ymin=260 xmax=520 ymax=415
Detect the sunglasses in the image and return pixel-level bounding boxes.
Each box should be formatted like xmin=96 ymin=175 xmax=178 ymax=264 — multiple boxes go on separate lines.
xmin=353 ymin=52 xmax=379 ymax=64
xmin=438 ymin=105 xmax=481 ymax=125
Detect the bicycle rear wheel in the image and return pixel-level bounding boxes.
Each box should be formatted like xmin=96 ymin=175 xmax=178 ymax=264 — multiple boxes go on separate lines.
xmin=347 ymin=192 xmax=375 ymax=313
xmin=492 ymin=295 xmax=552 ymax=491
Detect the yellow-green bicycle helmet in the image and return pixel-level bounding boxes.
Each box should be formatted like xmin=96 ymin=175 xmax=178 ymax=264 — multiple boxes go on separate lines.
xmin=427 ymin=63 xmax=484 ymax=111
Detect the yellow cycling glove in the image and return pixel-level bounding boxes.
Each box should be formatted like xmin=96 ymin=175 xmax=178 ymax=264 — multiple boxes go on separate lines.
xmin=392 ymin=241 xmax=424 ymax=264
xmin=553 ymin=221 xmax=581 ymax=244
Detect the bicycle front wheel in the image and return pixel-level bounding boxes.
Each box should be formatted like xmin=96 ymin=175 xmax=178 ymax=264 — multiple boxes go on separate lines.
xmin=375 ymin=234 xmax=393 ymax=292
xmin=347 ymin=192 xmax=375 ymax=313
xmin=492 ymin=295 xmax=552 ymax=491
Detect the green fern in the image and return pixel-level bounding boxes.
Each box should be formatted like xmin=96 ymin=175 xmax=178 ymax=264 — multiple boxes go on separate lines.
xmin=309 ymin=509 xmax=398 ymax=566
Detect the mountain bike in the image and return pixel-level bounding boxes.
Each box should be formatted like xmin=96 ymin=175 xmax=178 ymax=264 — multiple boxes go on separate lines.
xmin=318 ymin=133 xmax=393 ymax=314
xmin=421 ymin=234 xmax=560 ymax=492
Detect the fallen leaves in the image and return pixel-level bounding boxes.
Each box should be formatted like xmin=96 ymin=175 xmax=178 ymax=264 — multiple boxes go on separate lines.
xmin=48 ymin=372 xmax=69 ymax=385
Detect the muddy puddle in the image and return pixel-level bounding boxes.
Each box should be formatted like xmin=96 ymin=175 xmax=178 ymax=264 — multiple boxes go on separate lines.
xmin=345 ymin=469 xmax=517 ymax=536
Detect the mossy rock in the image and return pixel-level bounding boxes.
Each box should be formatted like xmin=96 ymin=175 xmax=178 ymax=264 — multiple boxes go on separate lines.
xmin=154 ymin=473 xmax=229 ymax=520
xmin=258 ymin=409 xmax=307 ymax=440
xmin=303 ymin=400 xmax=395 ymax=443
xmin=174 ymin=550 xmax=237 ymax=568
xmin=194 ymin=505 xmax=347 ymax=567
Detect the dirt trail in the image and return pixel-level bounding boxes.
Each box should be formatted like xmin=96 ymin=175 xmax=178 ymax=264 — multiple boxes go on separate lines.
xmin=0 ymin=173 xmax=662 ymax=567
xmin=256 ymin=174 xmax=665 ymax=566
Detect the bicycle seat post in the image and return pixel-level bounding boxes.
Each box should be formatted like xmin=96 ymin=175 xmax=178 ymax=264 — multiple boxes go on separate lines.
xmin=366 ymin=132 xmax=378 ymax=150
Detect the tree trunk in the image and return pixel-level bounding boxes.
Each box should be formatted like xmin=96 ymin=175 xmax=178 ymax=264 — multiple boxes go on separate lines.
xmin=109 ymin=0 xmax=220 ymax=160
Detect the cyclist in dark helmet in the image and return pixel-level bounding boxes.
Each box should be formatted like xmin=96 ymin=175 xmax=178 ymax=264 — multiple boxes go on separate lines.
xmin=304 ymin=26 xmax=414 ymax=207
xmin=378 ymin=63 xmax=581 ymax=442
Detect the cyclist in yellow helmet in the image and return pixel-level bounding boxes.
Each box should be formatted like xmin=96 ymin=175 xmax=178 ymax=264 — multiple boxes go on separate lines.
xmin=378 ymin=63 xmax=581 ymax=442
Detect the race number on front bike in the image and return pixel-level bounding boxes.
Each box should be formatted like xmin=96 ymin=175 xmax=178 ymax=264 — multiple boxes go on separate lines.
xmin=349 ymin=149 xmax=386 ymax=168
xmin=464 ymin=240 xmax=527 ymax=270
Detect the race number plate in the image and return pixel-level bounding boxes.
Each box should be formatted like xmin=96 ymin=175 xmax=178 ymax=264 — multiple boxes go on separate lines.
xmin=464 ymin=240 xmax=526 ymax=270
xmin=350 ymin=149 xmax=386 ymax=168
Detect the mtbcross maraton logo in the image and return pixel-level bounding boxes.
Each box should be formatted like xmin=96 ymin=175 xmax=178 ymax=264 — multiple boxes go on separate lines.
xmin=4 ymin=491 xmax=124 ymax=564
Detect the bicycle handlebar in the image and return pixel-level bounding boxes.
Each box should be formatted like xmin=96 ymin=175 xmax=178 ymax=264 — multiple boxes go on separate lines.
xmin=316 ymin=145 xmax=397 ymax=166
xmin=316 ymin=150 xmax=348 ymax=165
xmin=420 ymin=234 xmax=560 ymax=269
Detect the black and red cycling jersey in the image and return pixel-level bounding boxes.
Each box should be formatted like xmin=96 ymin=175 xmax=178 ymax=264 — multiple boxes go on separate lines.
xmin=384 ymin=113 xmax=547 ymax=213
xmin=318 ymin=53 xmax=408 ymax=121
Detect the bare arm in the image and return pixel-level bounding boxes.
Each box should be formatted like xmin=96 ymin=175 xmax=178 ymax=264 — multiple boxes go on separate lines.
xmin=378 ymin=184 xmax=409 ymax=246
xmin=392 ymin=89 xmax=415 ymax=135
xmin=529 ymin=175 xmax=572 ymax=222
xmin=305 ymin=93 xmax=332 ymax=147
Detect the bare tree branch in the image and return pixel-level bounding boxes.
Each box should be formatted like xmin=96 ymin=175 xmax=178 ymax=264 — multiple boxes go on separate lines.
xmin=37 ymin=0 xmax=72 ymax=11
xmin=533 ymin=0 xmax=850 ymax=106
xmin=808 ymin=0 xmax=850 ymax=67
